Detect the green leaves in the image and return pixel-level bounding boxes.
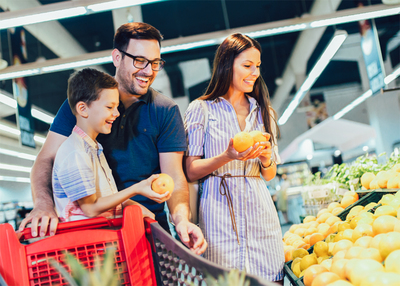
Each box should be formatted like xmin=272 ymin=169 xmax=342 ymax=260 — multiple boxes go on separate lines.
xmin=50 ymin=248 xmax=119 ymax=286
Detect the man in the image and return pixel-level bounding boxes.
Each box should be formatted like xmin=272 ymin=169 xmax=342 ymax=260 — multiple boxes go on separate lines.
xmin=19 ymin=22 xmax=207 ymax=255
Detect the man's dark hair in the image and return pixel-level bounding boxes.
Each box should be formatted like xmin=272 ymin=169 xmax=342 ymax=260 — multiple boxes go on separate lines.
xmin=67 ymin=68 xmax=118 ymax=115
xmin=113 ymin=22 xmax=164 ymax=52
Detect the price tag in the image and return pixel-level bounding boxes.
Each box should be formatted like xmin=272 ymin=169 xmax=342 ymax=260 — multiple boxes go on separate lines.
xmin=309 ymin=189 xmax=329 ymax=199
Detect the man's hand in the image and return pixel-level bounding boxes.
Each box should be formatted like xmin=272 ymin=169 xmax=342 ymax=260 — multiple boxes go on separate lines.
xmin=175 ymin=220 xmax=207 ymax=255
xmin=18 ymin=205 xmax=58 ymax=237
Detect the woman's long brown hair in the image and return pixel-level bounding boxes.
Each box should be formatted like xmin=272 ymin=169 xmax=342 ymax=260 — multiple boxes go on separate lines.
xmin=200 ymin=33 xmax=279 ymax=143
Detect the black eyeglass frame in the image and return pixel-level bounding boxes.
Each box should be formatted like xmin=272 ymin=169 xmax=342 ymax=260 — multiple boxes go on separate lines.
xmin=118 ymin=49 xmax=166 ymax=71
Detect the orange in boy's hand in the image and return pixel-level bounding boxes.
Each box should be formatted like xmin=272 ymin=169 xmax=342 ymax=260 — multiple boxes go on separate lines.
xmin=249 ymin=130 xmax=270 ymax=144
xmin=233 ymin=132 xmax=254 ymax=153
xmin=151 ymin=174 xmax=174 ymax=195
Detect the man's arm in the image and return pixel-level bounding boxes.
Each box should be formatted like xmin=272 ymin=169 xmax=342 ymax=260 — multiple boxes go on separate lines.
xmin=160 ymin=152 xmax=207 ymax=255
xmin=18 ymin=131 xmax=68 ymax=237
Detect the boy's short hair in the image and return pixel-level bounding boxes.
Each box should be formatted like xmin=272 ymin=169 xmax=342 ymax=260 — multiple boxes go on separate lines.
xmin=67 ymin=68 xmax=118 ymax=115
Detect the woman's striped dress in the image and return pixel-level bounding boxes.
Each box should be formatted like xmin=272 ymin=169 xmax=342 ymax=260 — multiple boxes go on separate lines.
xmin=184 ymin=97 xmax=284 ymax=281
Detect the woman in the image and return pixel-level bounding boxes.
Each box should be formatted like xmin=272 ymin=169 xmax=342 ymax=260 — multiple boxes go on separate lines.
xmin=184 ymin=33 xmax=284 ymax=283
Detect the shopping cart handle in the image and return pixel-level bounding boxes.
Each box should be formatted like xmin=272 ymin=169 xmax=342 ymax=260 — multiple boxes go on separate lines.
xmin=19 ymin=216 xmax=123 ymax=241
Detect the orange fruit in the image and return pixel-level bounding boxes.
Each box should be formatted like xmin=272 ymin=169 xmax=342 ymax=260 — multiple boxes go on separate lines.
xmin=379 ymin=231 xmax=400 ymax=259
xmin=303 ymin=265 xmax=329 ymax=286
xmin=326 ymin=280 xmax=353 ymax=286
xmin=328 ymin=202 xmax=341 ymax=212
xmin=358 ymin=247 xmax=382 ymax=262
xmin=349 ymin=259 xmax=384 ymax=286
xmin=360 ymin=272 xmax=400 ymax=286
xmin=332 ymin=239 xmax=353 ymax=256
xmin=370 ymin=233 xmax=387 ymax=249
xmin=352 ymin=223 xmax=373 ymax=242
xmin=354 ymin=236 xmax=372 ymax=248
xmin=344 ymin=246 xmax=364 ymax=259
xmin=361 ymin=172 xmax=376 ymax=189
xmin=317 ymin=208 xmax=330 ymax=218
xmin=330 ymin=258 xmax=349 ymax=280
xmin=384 ymin=249 xmax=400 ymax=274
xmin=311 ymin=272 xmax=340 ymax=286
xmin=303 ymin=215 xmax=317 ymax=223
xmin=316 ymin=212 xmax=333 ymax=223
xmin=284 ymin=245 xmax=295 ymax=262
xmin=233 ymin=132 xmax=254 ymax=152
xmin=151 ymin=173 xmax=174 ymax=195
xmin=369 ymin=178 xmax=380 ymax=189
xmin=325 ymin=215 xmax=341 ymax=226
xmin=340 ymin=195 xmax=357 ymax=209
xmin=331 ymin=206 xmax=345 ymax=216
xmin=393 ymin=163 xmax=400 ymax=173
xmin=376 ymin=171 xmax=390 ymax=188
xmin=304 ymin=227 xmax=318 ymax=237
xmin=372 ymin=215 xmax=398 ymax=235
xmin=249 ymin=130 xmax=269 ymax=144
xmin=387 ymin=176 xmax=400 ymax=189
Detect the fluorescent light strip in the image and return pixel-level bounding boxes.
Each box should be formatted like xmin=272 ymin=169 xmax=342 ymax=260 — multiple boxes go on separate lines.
xmin=246 ymin=24 xmax=308 ymax=38
xmin=41 ymin=56 xmax=112 ymax=73
xmin=0 ymin=163 xmax=31 ymax=173
xmin=0 ymin=69 xmax=40 ymax=81
xmin=88 ymin=0 xmax=165 ymax=12
xmin=161 ymin=40 xmax=218 ymax=54
xmin=0 ymin=92 xmax=54 ymax=124
xmin=31 ymin=109 xmax=54 ymax=124
xmin=0 ymin=147 xmax=36 ymax=161
xmin=0 ymin=123 xmax=46 ymax=144
xmin=333 ymin=66 xmax=400 ymax=120
xmin=278 ymin=31 xmax=348 ymax=125
xmin=0 ymin=176 xmax=30 ymax=183
xmin=0 ymin=7 xmax=87 ymax=30
xmin=310 ymin=6 xmax=400 ymax=28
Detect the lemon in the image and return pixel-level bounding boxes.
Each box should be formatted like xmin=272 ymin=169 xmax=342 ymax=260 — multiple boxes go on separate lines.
xmin=292 ymin=248 xmax=309 ymax=260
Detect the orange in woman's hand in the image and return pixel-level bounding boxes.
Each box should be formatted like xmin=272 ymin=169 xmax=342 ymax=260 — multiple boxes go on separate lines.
xmin=249 ymin=130 xmax=270 ymax=144
xmin=233 ymin=132 xmax=254 ymax=152
xmin=151 ymin=174 xmax=174 ymax=195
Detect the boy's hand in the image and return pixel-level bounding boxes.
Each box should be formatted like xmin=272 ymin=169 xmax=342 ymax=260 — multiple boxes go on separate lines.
xmin=136 ymin=174 xmax=171 ymax=203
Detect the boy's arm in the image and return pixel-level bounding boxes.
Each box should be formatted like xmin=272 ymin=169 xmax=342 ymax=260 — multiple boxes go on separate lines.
xmin=76 ymin=174 xmax=163 ymax=218
xmin=19 ymin=131 xmax=68 ymax=237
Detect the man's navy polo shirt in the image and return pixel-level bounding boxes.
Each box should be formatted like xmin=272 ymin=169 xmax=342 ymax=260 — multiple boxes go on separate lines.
xmin=50 ymin=88 xmax=187 ymax=214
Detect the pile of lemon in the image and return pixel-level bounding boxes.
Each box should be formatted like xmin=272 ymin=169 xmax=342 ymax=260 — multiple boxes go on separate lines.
xmin=286 ymin=191 xmax=400 ymax=286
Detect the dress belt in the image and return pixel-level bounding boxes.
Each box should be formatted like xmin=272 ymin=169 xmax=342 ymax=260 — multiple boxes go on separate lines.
xmin=210 ymin=173 xmax=259 ymax=245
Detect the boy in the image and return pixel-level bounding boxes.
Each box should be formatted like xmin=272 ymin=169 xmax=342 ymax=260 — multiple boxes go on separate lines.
xmin=52 ymin=68 xmax=169 ymax=221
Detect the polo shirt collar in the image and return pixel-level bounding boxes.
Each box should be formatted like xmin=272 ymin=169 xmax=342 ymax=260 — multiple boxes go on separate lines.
xmin=118 ymin=88 xmax=152 ymax=112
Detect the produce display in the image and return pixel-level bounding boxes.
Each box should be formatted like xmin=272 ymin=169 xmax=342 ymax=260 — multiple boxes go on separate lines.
xmin=283 ymin=153 xmax=400 ymax=286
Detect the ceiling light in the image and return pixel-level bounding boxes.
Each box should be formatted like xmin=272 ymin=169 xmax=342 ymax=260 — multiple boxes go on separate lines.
xmin=41 ymin=56 xmax=112 ymax=73
xmin=161 ymin=40 xmax=218 ymax=54
xmin=334 ymin=150 xmax=341 ymax=157
xmin=0 ymin=91 xmax=54 ymax=124
xmin=306 ymin=154 xmax=313 ymax=160
xmin=333 ymin=66 xmax=400 ymax=120
xmin=0 ymin=147 xmax=36 ymax=161
xmin=0 ymin=123 xmax=46 ymax=144
xmin=0 ymin=176 xmax=30 ymax=183
xmin=87 ymin=0 xmax=166 ymax=12
xmin=0 ymin=69 xmax=40 ymax=81
xmin=0 ymin=7 xmax=87 ymax=30
xmin=363 ymin=145 xmax=369 ymax=152
xmin=310 ymin=6 xmax=400 ymax=28
xmin=246 ymin=23 xmax=307 ymax=38
xmin=0 ymin=0 xmax=166 ymax=31
xmin=278 ymin=30 xmax=347 ymax=125
xmin=0 ymin=163 xmax=31 ymax=173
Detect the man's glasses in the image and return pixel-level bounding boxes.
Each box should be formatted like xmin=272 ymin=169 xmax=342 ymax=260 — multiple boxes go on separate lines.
xmin=118 ymin=49 xmax=165 ymax=71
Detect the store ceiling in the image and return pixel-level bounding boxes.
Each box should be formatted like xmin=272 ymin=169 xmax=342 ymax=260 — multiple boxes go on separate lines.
xmin=0 ymin=0 xmax=399 ymax=136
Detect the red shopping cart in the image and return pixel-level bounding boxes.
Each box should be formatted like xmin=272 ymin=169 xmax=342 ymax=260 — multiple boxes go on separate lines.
xmin=0 ymin=205 xmax=276 ymax=286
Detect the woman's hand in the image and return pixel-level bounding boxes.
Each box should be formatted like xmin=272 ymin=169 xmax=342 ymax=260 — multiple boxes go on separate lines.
xmin=224 ymin=132 xmax=272 ymax=162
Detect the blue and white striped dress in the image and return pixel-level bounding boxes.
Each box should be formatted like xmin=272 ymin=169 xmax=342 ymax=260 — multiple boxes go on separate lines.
xmin=184 ymin=97 xmax=284 ymax=281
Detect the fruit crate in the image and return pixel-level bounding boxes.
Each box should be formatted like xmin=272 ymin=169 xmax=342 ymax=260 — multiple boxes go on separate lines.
xmin=284 ymin=189 xmax=399 ymax=286
xmin=0 ymin=205 xmax=275 ymax=286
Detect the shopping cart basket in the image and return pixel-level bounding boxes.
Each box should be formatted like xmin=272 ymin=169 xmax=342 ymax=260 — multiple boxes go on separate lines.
xmin=0 ymin=205 xmax=277 ymax=286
